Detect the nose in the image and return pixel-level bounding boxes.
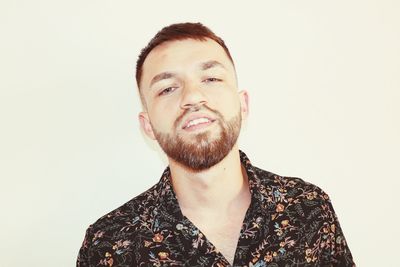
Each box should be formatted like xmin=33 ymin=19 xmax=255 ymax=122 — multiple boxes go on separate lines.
xmin=180 ymin=81 xmax=207 ymax=110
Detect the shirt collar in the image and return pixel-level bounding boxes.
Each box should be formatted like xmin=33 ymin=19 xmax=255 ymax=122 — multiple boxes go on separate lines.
xmin=154 ymin=150 xmax=266 ymax=219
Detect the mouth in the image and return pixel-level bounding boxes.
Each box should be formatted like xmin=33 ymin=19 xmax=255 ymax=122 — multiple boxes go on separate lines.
xmin=182 ymin=116 xmax=216 ymax=131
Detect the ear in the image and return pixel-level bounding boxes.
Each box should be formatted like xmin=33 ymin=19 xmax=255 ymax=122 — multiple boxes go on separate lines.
xmin=238 ymin=90 xmax=249 ymax=120
xmin=139 ymin=112 xmax=156 ymax=140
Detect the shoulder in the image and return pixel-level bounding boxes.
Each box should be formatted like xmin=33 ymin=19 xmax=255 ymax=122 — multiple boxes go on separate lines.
xmin=251 ymin=166 xmax=335 ymax=219
xmin=253 ymin=165 xmax=328 ymax=196
xmin=77 ymin=182 xmax=161 ymax=266
xmin=90 ymin=182 xmax=157 ymax=237
xmin=251 ymin=169 xmax=354 ymax=266
xmin=83 ymin=181 xmax=160 ymax=246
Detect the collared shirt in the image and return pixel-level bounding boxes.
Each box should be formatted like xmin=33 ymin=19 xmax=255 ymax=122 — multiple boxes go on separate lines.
xmin=77 ymin=151 xmax=355 ymax=266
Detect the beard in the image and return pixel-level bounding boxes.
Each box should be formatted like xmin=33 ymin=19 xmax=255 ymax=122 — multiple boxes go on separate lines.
xmin=152 ymin=106 xmax=242 ymax=172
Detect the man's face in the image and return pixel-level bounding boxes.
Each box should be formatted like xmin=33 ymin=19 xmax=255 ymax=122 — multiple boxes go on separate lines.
xmin=139 ymin=38 xmax=248 ymax=171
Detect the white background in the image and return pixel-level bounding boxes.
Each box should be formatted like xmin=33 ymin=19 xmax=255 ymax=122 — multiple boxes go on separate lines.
xmin=1 ymin=0 xmax=399 ymax=266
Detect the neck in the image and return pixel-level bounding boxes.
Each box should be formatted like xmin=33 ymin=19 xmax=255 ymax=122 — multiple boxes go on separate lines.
xmin=168 ymin=145 xmax=250 ymax=217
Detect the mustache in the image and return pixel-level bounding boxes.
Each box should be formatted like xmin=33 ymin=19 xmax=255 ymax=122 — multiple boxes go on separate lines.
xmin=174 ymin=104 xmax=223 ymax=129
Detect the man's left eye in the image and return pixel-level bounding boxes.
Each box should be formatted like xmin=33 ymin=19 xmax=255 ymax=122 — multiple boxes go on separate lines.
xmin=203 ymin=78 xmax=222 ymax=83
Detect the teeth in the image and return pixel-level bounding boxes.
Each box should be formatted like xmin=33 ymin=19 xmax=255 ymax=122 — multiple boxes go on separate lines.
xmin=186 ymin=118 xmax=211 ymax=128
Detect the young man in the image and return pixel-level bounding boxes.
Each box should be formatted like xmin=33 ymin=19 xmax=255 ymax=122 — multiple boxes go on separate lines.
xmin=77 ymin=23 xmax=355 ymax=266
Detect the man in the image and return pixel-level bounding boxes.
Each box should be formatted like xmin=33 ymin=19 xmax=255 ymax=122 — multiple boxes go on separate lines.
xmin=77 ymin=22 xmax=355 ymax=266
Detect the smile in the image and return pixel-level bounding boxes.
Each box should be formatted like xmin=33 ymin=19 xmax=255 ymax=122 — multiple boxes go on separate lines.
xmin=182 ymin=116 xmax=216 ymax=130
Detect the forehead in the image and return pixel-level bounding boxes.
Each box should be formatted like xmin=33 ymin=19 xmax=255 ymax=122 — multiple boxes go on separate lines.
xmin=141 ymin=38 xmax=235 ymax=88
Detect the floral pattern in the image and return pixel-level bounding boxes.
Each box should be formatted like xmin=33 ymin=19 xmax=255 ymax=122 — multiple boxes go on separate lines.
xmin=77 ymin=151 xmax=355 ymax=266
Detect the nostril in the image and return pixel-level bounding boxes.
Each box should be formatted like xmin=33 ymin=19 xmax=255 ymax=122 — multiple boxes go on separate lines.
xmin=182 ymin=101 xmax=206 ymax=111
xmin=182 ymin=104 xmax=199 ymax=112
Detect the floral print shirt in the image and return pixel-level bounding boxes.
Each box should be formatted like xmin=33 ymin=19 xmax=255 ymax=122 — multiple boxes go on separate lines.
xmin=77 ymin=151 xmax=355 ymax=266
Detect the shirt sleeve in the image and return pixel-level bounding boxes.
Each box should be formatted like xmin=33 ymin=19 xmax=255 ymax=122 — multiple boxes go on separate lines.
xmin=314 ymin=188 xmax=356 ymax=266
xmin=76 ymin=225 xmax=93 ymax=267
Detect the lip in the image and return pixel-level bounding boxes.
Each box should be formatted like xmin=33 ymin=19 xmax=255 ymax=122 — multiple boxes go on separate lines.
xmin=181 ymin=113 xmax=216 ymax=130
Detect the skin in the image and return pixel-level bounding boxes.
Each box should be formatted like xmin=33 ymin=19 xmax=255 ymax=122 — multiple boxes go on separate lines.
xmin=138 ymin=38 xmax=251 ymax=263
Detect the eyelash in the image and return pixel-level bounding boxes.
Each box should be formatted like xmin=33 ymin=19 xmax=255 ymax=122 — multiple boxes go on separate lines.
xmin=203 ymin=77 xmax=222 ymax=83
xmin=158 ymin=78 xmax=222 ymax=96
xmin=158 ymin=87 xmax=177 ymax=96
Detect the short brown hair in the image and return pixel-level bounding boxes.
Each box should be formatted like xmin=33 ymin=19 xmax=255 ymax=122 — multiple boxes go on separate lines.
xmin=135 ymin=22 xmax=234 ymax=90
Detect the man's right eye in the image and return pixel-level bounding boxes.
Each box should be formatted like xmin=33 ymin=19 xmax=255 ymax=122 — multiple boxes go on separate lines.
xmin=158 ymin=87 xmax=176 ymax=96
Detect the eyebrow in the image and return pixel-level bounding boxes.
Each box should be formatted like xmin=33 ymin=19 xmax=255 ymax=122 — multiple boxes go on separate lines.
xmin=201 ymin=60 xmax=226 ymax=71
xmin=149 ymin=60 xmax=226 ymax=88
xmin=149 ymin=72 xmax=176 ymax=88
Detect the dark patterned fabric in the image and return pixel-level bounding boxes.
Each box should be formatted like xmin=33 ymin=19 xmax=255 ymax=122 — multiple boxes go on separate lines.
xmin=77 ymin=151 xmax=355 ymax=266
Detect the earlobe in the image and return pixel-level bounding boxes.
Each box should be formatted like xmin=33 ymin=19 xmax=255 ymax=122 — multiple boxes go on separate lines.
xmin=139 ymin=112 xmax=156 ymax=140
xmin=239 ymin=90 xmax=249 ymax=119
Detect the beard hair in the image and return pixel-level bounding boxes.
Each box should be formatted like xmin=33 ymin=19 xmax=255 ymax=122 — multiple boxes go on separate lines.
xmin=152 ymin=107 xmax=242 ymax=172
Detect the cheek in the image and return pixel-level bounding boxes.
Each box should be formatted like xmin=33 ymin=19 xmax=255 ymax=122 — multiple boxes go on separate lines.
xmin=148 ymin=106 xmax=180 ymax=132
xmin=211 ymin=91 xmax=241 ymax=116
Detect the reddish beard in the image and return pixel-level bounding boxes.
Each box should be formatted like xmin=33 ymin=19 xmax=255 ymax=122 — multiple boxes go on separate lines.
xmin=152 ymin=106 xmax=242 ymax=172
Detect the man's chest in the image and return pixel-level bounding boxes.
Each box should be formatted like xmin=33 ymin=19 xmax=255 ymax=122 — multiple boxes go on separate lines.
xmin=85 ymin=198 xmax=336 ymax=267
xmin=180 ymin=205 xmax=250 ymax=265
xmin=193 ymin=222 xmax=243 ymax=265
xmin=87 ymin=215 xmax=331 ymax=267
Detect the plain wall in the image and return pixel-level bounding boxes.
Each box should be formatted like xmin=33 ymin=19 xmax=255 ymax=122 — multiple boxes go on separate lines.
xmin=1 ymin=0 xmax=399 ymax=266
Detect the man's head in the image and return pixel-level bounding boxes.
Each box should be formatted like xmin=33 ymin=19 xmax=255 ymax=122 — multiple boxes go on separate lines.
xmin=136 ymin=22 xmax=248 ymax=171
